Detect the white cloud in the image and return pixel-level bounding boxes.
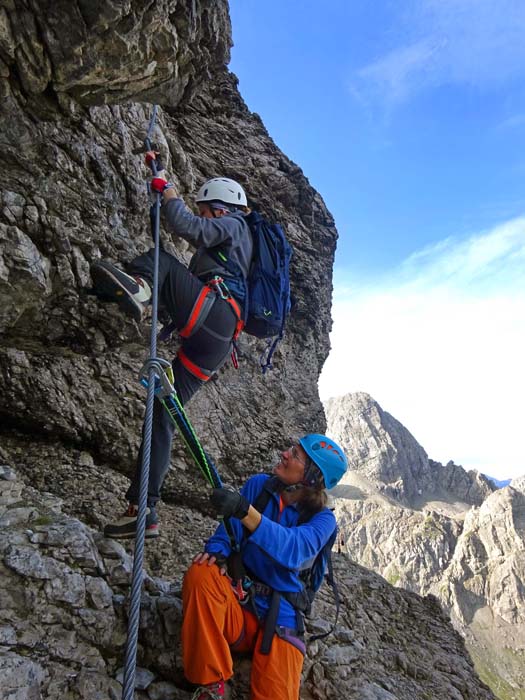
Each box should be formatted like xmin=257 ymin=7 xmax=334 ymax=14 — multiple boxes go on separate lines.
xmin=357 ymin=39 xmax=443 ymax=104
xmin=319 ymin=216 xmax=525 ymax=479
xmin=351 ymin=0 xmax=525 ymax=106
xmin=497 ymin=113 xmax=525 ymax=131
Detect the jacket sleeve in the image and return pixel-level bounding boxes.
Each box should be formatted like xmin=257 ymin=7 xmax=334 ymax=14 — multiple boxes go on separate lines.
xmin=249 ymin=508 xmax=336 ymax=570
xmin=163 ymin=198 xmax=244 ymax=248
xmin=204 ymin=522 xmax=233 ymax=558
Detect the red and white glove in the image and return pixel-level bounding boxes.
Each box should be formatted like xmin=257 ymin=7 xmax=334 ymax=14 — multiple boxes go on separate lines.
xmin=145 ymin=150 xmax=163 ymax=170
xmin=150 ymin=176 xmax=173 ymax=193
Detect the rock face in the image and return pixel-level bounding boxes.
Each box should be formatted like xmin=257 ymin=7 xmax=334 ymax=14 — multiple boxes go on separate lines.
xmin=0 ymin=464 xmax=495 ymax=700
xmin=440 ymin=486 xmax=525 ymax=697
xmin=325 ymin=393 xmax=493 ymax=506
xmin=0 ymin=0 xmax=333 ymax=512
xmin=0 ymin=2 xmax=495 ymax=698
xmin=326 ymin=391 xmax=525 ymax=699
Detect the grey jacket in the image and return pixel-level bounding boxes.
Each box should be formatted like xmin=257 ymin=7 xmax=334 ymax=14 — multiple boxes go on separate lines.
xmin=163 ymin=199 xmax=253 ymax=285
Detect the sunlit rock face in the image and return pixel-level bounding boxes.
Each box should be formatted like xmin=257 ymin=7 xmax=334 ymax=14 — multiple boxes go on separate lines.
xmin=327 ymin=391 xmax=524 ymax=697
xmin=326 ymin=392 xmax=493 ymax=505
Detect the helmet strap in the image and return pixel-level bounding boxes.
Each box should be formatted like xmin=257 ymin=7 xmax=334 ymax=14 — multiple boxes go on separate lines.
xmin=283 ymin=483 xmax=304 ymax=493
xmin=301 ymin=458 xmax=325 ymax=489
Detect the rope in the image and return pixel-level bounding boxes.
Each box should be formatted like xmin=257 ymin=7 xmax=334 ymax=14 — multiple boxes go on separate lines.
xmin=121 ymin=104 xmax=161 ymax=700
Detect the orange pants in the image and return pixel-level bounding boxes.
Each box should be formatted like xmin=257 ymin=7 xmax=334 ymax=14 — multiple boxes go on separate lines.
xmin=182 ymin=562 xmax=304 ymax=700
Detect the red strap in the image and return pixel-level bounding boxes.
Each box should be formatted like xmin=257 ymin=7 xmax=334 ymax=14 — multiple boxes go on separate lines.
xmin=225 ymin=296 xmax=244 ymax=340
xmin=177 ymin=349 xmax=213 ymax=382
xmin=179 ymin=286 xmax=214 ymax=338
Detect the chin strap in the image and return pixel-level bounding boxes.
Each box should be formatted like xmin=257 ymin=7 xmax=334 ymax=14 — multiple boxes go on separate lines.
xmin=283 ymin=483 xmax=305 ymax=493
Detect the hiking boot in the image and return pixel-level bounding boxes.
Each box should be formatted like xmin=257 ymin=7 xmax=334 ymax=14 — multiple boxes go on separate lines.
xmin=90 ymin=261 xmax=151 ymax=322
xmin=103 ymin=504 xmax=159 ymax=539
xmin=191 ymin=680 xmax=226 ymax=700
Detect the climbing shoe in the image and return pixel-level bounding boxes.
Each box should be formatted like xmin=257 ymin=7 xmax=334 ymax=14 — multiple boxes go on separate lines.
xmin=90 ymin=261 xmax=151 ymax=322
xmin=103 ymin=504 xmax=159 ymax=539
xmin=191 ymin=680 xmax=226 ymax=700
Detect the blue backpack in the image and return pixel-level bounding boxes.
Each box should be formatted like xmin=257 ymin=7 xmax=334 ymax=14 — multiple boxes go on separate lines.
xmin=213 ymin=211 xmax=292 ymax=373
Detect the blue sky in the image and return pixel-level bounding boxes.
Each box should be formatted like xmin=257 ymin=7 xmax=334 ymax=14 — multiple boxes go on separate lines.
xmin=229 ymin=0 xmax=525 ymax=479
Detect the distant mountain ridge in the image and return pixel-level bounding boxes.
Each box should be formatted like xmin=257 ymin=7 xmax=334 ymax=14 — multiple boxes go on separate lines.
xmin=326 ymin=392 xmax=525 ymax=700
xmin=325 ymin=391 xmax=494 ymax=507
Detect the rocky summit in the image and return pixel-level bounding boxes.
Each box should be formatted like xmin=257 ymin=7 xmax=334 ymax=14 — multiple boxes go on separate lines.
xmin=0 ymin=1 xmax=497 ymax=699
xmin=326 ymin=392 xmax=525 ymax=700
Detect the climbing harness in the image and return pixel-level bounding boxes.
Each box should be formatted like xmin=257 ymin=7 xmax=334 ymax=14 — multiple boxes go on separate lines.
xmin=179 ymin=276 xmax=244 ymax=340
xmin=159 ymin=275 xmax=244 ymax=377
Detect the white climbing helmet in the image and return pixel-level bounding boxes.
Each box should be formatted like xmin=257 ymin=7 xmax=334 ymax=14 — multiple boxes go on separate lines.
xmin=195 ymin=177 xmax=247 ymax=207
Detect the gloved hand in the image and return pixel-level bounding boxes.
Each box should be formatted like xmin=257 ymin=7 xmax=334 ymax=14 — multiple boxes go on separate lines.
xmin=145 ymin=149 xmax=164 ymax=171
xmin=210 ymin=486 xmax=250 ymax=520
xmin=150 ymin=175 xmax=173 ymax=193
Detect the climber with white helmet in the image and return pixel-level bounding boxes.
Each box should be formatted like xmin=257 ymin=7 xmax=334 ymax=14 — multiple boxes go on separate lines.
xmin=183 ymin=434 xmax=348 ymax=700
xmin=90 ymin=158 xmax=253 ymax=539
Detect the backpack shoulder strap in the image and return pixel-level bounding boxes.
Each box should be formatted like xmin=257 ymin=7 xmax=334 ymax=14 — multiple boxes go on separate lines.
xmin=253 ymin=475 xmax=285 ymax=514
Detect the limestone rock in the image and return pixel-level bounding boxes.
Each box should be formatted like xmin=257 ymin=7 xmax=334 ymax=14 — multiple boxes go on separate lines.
xmin=326 ymin=392 xmax=493 ymax=505
xmin=0 ymin=1 xmax=497 ymax=698
xmin=326 ymin=391 xmax=524 ymax=698
xmin=0 ymin=465 xmax=494 ymax=700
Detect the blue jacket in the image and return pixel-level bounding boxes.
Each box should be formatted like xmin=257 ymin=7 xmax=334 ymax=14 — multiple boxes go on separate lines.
xmin=205 ymin=474 xmax=337 ymax=629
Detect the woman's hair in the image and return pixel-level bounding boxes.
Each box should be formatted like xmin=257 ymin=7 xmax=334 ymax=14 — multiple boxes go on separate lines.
xmin=296 ymin=456 xmax=328 ymax=519
xmin=297 ymin=486 xmax=328 ymax=520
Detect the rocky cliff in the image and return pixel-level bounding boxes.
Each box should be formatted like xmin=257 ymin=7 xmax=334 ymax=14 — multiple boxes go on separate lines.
xmin=325 ymin=392 xmax=493 ymax=506
xmin=1 ymin=464 xmax=495 ymax=700
xmin=0 ymin=0 xmax=333 ymax=520
xmin=0 ymin=2 xmax=495 ymax=698
xmin=326 ymin=392 xmax=525 ymax=699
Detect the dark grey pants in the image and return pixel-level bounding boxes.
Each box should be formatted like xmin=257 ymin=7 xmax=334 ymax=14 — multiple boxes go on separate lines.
xmin=125 ymin=249 xmax=237 ymax=506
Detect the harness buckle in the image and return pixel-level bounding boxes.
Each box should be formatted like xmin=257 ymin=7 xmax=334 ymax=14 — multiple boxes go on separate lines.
xmin=207 ymin=275 xmax=230 ymax=301
xmin=230 ymin=576 xmax=255 ymax=605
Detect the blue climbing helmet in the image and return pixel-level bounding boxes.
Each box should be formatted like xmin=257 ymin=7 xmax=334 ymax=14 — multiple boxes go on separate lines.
xmin=298 ymin=434 xmax=348 ymax=490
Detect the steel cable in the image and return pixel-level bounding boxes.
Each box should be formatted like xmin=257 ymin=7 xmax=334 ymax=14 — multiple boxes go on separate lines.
xmin=120 ymin=107 xmax=237 ymax=697
xmin=121 ymin=105 xmax=161 ymax=700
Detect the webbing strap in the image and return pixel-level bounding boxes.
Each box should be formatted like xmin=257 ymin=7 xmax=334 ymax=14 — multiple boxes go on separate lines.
xmin=206 ymin=277 xmax=245 ymax=341
xmin=260 ymin=590 xmax=281 ymax=655
xmin=177 ymin=349 xmax=213 ymax=382
xmin=179 ymin=285 xmax=216 ymax=338
xmin=227 ymin=295 xmax=244 ymax=341
xmin=154 ymin=381 xmax=239 ymax=554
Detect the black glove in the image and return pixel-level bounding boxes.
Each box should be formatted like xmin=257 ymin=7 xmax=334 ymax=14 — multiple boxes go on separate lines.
xmin=210 ymin=486 xmax=250 ymax=520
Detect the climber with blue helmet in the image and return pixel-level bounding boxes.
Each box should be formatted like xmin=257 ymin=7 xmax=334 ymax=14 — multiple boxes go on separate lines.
xmin=182 ymin=434 xmax=348 ymax=700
